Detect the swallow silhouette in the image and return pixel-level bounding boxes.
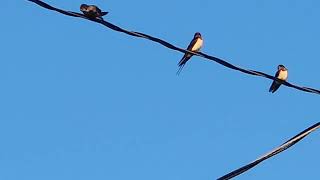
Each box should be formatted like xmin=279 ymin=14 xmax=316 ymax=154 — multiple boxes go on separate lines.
xmin=269 ymin=65 xmax=288 ymax=93
xmin=80 ymin=4 xmax=108 ymax=20
xmin=177 ymin=32 xmax=203 ymax=75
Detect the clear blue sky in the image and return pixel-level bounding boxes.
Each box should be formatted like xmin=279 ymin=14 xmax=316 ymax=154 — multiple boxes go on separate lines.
xmin=2 ymin=0 xmax=320 ymax=179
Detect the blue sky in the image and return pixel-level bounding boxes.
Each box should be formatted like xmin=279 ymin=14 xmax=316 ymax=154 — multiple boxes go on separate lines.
xmin=2 ymin=0 xmax=320 ymax=179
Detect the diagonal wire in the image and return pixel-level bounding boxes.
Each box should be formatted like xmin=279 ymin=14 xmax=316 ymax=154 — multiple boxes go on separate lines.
xmin=27 ymin=0 xmax=320 ymax=95
xmin=217 ymin=122 xmax=320 ymax=180
xmin=26 ymin=1 xmax=320 ymax=179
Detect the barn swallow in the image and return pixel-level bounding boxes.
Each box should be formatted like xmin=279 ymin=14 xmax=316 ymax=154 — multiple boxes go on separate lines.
xmin=269 ymin=65 xmax=288 ymax=93
xmin=177 ymin=32 xmax=203 ymax=75
xmin=80 ymin=4 xmax=108 ymax=20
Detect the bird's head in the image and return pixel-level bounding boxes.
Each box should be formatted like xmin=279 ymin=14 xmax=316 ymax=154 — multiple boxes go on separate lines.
xmin=194 ymin=32 xmax=202 ymax=39
xmin=80 ymin=4 xmax=89 ymax=12
xmin=278 ymin=64 xmax=287 ymax=71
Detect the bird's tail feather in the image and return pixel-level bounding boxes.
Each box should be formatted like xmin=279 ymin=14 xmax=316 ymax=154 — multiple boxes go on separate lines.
xmin=176 ymin=55 xmax=189 ymax=75
xmin=176 ymin=63 xmax=186 ymax=75
xmin=101 ymin=12 xmax=108 ymax=16
xmin=176 ymin=54 xmax=192 ymax=75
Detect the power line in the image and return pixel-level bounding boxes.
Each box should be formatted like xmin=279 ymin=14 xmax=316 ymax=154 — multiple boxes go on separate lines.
xmin=217 ymin=122 xmax=320 ymax=180
xmin=27 ymin=0 xmax=320 ymax=95
xmin=27 ymin=1 xmax=320 ymax=179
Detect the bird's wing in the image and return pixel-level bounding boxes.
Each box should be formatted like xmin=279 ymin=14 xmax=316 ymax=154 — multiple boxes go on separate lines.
xmin=186 ymin=37 xmax=198 ymax=51
xmin=269 ymin=70 xmax=281 ymax=92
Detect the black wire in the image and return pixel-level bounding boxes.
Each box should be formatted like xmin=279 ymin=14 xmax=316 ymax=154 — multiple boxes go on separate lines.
xmin=26 ymin=1 xmax=320 ymax=179
xmin=217 ymin=122 xmax=320 ymax=180
xmin=27 ymin=0 xmax=320 ymax=95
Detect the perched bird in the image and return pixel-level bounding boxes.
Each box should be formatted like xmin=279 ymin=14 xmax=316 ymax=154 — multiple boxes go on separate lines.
xmin=80 ymin=4 xmax=108 ymax=20
xmin=177 ymin=32 xmax=203 ymax=75
xmin=269 ymin=65 xmax=288 ymax=93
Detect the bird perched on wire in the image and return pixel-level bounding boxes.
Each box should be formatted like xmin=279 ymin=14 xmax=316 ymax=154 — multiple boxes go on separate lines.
xmin=80 ymin=4 xmax=108 ymax=20
xmin=177 ymin=32 xmax=203 ymax=75
xmin=269 ymin=65 xmax=288 ymax=93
